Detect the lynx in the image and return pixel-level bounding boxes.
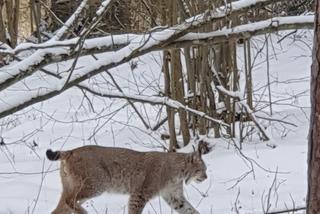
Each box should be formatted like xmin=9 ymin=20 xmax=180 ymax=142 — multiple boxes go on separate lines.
xmin=46 ymin=144 xmax=208 ymax=214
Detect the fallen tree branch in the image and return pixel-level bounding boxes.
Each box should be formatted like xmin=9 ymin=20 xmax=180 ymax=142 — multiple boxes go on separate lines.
xmin=2 ymin=15 xmax=313 ymax=57
xmin=0 ymin=0 xmax=288 ymax=93
xmin=0 ymin=15 xmax=314 ymax=120
xmin=170 ymin=16 xmax=314 ymax=49
xmin=77 ymin=84 xmax=229 ymax=127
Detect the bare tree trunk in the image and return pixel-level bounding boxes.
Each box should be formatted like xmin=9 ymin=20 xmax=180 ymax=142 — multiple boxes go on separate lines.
xmin=5 ymin=0 xmax=20 ymax=47
xmin=171 ymin=49 xmax=190 ymax=145
xmin=198 ymin=46 xmax=208 ymax=135
xmin=0 ymin=0 xmax=5 ymax=66
xmin=31 ymin=0 xmax=42 ymax=42
xmin=163 ymin=50 xmax=178 ymax=151
xmin=244 ymin=39 xmax=253 ymax=109
xmin=172 ymin=52 xmax=190 ymax=142
xmin=13 ymin=0 xmax=20 ymax=45
xmin=5 ymin=0 xmax=13 ymax=46
xmin=160 ymin=0 xmax=178 ymax=151
xmin=221 ymin=41 xmax=233 ymax=135
xmin=231 ymin=40 xmax=238 ymax=138
xmin=184 ymin=47 xmax=196 ymax=135
xmin=0 ymin=0 xmax=6 ymax=42
xmin=165 ymin=0 xmax=190 ymax=148
xmin=307 ymin=1 xmax=320 ymax=213
xmin=207 ymin=54 xmax=220 ymax=138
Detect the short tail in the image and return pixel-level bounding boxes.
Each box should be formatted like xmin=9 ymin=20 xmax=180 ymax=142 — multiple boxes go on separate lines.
xmin=46 ymin=149 xmax=61 ymax=161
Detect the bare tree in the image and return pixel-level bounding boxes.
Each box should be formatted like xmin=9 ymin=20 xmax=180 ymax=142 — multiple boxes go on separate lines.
xmin=307 ymin=1 xmax=320 ymax=213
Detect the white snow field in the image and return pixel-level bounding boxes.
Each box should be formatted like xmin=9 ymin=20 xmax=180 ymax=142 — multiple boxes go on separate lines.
xmin=0 ymin=30 xmax=312 ymax=213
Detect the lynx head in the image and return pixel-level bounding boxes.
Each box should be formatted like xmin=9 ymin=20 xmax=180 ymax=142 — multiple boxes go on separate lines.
xmin=184 ymin=144 xmax=208 ymax=184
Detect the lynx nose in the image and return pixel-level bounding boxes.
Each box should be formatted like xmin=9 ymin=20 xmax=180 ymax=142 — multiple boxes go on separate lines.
xmin=202 ymin=173 xmax=207 ymax=180
xmin=196 ymin=173 xmax=207 ymax=182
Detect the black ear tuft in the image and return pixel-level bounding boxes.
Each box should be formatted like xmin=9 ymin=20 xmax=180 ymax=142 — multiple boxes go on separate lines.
xmin=198 ymin=140 xmax=213 ymax=155
xmin=46 ymin=149 xmax=60 ymax=161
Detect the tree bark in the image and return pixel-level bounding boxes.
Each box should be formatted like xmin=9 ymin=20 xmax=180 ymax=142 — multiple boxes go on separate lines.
xmin=199 ymin=46 xmax=208 ymax=135
xmin=4 ymin=0 xmax=19 ymax=47
xmin=0 ymin=0 xmax=6 ymax=43
xmin=244 ymin=39 xmax=253 ymax=109
xmin=161 ymin=0 xmax=178 ymax=151
xmin=171 ymin=49 xmax=190 ymax=145
xmin=307 ymin=1 xmax=320 ymax=213
xmin=163 ymin=50 xmax=178 ymax=151
xmin=184 ymin=47 xmax=196 ymax=135
xmin=0 ymin=0 xmax=5 ymax=66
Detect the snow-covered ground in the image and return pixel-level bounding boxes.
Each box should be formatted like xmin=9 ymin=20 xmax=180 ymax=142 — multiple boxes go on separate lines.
xmin=0 ymin=30 xmax=312 ymax=213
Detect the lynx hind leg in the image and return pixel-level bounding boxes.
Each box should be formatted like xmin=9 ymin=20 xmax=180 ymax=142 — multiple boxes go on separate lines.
xmin=51 ymin=199 xmax=74 ymax=214
xmin=128 ymin=193 xmax=149 ymax=214
xmin=51 ymin=190 xmax=88 ymax=214
xmin=161 ymin=184 xmax=200 ymax=214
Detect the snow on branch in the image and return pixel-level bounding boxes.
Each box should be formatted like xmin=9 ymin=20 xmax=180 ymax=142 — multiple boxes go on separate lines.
xmin=0 ymin=15 xmax=313 ymax=90
xmin=186 ymin=0 xmax=286 ymax=29
xmin=0 ymin=0 xmax=91 ymax=93
xmin=52 ymin=0 xmax=89 ymax=40
xmin=1 ymin=15 xmax=313 ymax=57
xmin=82 ymin=0 xmax=113 ymax=35
xmin=0 ymin=0 xmax=117 ymax=92
xmin=0 ymin=0 xmax=114 ymax=56
xmin=0 ymin=1 xmax=313 ymax=119
xmin=0 ymin=34 xmax=135 ymax=56
xmin=174 ymin=16 xmax=314 ymax=48
xmin=0 ymin=35 xmax=133 ymax=90
xmin=0 ymin=0 xmax=283 ymax=94
xmin=0 ymin=14 xmax=314 ymax=119
xmin=0 ymin=0 xmax=89 ymax=55
xmin=54 ymin=15 xmax=314 ymax=94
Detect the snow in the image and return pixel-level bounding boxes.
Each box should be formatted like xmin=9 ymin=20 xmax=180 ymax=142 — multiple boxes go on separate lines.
xmin=95 ymin=0 xmax=112 ymax=17
xmin=216 ymin=86 xmax=242 ymax=98
xmin=181 ymin=16 xmax=314 ymax=42
xmin=187 ymin=0 xmax=283 ymax=24
xmin=0 ymin=29 xmax=312 ymax=213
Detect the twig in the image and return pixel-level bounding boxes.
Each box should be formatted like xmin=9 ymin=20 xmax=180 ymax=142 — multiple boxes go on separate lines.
xmin=266 ymin=206 xmax=306 ymax=214
xmin=255 ymin=115 xmax=297 ymax=127
xmin=104 ymin=70 xmax=150 ymax=130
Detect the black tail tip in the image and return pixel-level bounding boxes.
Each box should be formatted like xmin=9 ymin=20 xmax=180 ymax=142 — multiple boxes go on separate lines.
xmin=46 ymin=149 xmax=60 ymax=161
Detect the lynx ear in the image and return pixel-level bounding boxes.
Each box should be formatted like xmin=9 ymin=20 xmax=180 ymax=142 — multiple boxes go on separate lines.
xmin=198 ymin=140 xmax=212 ymax=155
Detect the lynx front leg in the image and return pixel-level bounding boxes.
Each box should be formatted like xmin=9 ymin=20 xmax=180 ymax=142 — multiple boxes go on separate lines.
xmin=161 ymin=184 xmax=199 ymax=214
xmin=128 ymin=193 xmax=148 ymax=214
